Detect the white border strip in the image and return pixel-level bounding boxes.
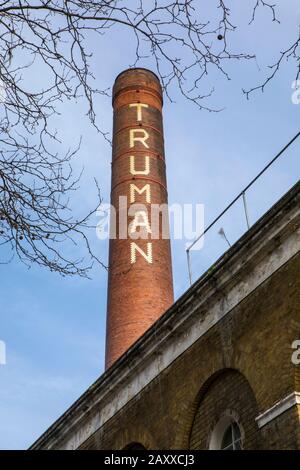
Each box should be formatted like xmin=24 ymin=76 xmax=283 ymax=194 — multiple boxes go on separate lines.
xmin=255 ymin=392 xmax=300 ymax=428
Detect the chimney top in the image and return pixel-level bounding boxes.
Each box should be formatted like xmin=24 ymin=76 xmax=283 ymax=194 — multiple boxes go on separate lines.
xmin=112 ymin=67 xmax=163 ymax=106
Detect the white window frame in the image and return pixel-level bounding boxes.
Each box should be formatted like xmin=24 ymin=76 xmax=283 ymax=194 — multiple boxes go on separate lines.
xmin=209 ymin=410 xmax=244 ymax=450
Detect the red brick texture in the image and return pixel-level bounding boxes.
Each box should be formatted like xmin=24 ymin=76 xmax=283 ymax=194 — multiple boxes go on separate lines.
xmin=105 ymin=68 xmax=174 ymax=369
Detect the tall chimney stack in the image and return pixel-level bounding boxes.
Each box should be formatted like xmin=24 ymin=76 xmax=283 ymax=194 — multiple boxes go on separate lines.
xmin=105 ymin=68 xmax=174 ymax=369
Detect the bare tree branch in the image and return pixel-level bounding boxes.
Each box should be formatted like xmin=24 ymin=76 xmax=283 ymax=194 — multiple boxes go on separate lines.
xmin=0 ymin=1 xmax=297 ymax=275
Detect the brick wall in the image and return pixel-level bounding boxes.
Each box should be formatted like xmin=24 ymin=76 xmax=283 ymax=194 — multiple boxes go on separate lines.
xmin=260 ymin=406 xmax=300 ymax=450
xmin=81 ymin=252 xmax=300 ymax=450
xmin=189 ymin=369 xmax=259 ymax=449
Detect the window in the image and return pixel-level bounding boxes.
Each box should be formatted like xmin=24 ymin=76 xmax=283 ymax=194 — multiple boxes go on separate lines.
xmin=209 ymin=414 xmax=243 ymax=450
xmin=221 ymin=422 xmax=242 ymax=450
xmin=123 ymin=442 xmax=146 ymax=450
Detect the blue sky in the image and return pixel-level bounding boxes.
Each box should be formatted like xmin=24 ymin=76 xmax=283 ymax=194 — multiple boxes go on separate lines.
xmin=0 ymin=1 xmax=299 ymax=449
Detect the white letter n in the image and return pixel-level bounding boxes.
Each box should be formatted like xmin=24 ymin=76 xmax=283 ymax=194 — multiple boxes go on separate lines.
xmin=131 ymin=242 xmax=152 ymax=264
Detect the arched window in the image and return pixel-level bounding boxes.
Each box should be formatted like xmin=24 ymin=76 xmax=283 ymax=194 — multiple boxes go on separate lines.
xmin=209 ymin=414 xmax=243 ymax=450
xmin=220 ymin=422 xmax=242 ymax=450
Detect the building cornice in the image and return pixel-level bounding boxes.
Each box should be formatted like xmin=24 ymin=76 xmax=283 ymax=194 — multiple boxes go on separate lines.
xmin=255 ymin=392 xmax=300 ymax=428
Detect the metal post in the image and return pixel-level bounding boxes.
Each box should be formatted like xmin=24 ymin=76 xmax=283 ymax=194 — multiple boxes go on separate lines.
xmin=187 ymin=249 xmax=192 ymax=286
xmin=242 ymin=191 xmax=250 ymax=230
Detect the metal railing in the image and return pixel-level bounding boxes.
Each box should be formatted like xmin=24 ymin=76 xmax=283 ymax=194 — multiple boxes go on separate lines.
xmin=186 ymin=131 xmax=300 ymax=285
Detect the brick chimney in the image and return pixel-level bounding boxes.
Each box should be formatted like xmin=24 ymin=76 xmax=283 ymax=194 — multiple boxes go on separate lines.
xmin=105 ymin=68 xmax=174 ymax=369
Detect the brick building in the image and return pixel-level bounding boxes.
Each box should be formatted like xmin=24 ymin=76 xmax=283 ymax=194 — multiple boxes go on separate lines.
xmin=31 ymin=69 xmax=300 ymax=450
